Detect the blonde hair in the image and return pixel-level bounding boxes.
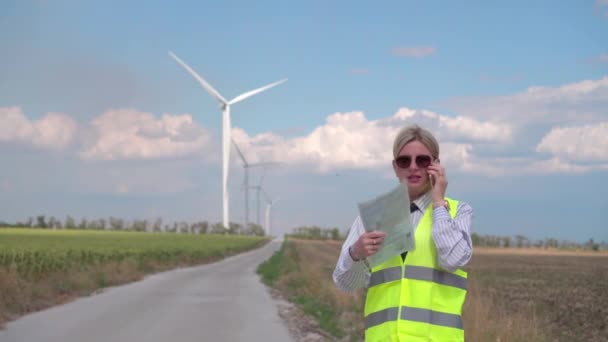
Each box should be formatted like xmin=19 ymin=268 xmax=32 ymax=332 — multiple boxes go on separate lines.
xmin=392 ymin=124 xmax=439 ymax=159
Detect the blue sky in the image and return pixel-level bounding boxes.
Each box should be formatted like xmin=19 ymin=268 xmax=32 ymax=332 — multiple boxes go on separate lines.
xmin=1 ymin=0 xmax=607 ymax=242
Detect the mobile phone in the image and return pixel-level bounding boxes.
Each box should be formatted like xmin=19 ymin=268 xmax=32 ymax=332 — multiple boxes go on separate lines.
xmin=429 ymin=159 xmax=440 ymax=188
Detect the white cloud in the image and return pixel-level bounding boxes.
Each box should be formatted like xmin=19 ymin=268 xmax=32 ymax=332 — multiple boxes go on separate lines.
xmin=393 ymin=46 xmax=436 ymax=58
xmin=80 ymin=109 xmax=212 ymax=161
xmin=234 ymin=111 xmax=396 ymax=172
xmin=448 ymin=76 xmax=608 ymax=126
xmin=391 ymin=108 xmax=512 ymax=143
xmin=536 ymin=122 xmax=608 ymax=161
xmin=0 ymin=106 xmax=77 ymax=150
xmin=233 ymin=108 xmax=509 ymax=173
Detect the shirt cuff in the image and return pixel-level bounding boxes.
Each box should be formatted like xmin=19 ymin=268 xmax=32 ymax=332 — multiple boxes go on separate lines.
xmin=338 ymin=245 xmax=357 ymax=271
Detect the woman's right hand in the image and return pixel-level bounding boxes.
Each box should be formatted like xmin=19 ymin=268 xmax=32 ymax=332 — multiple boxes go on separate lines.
xmin=349 ymin=231 xmax=387 ymax=261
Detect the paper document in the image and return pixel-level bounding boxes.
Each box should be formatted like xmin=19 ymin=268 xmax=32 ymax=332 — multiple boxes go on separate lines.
xmin=357 ymin=183 xmax=415 ymax=268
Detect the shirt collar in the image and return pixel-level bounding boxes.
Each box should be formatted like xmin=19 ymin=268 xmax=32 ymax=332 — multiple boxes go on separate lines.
xmin=411 ymin=190 xmax=433 ymax=212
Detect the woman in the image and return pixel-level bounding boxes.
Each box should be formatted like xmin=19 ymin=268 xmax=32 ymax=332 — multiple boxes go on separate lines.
xmin=333 ymin=124 xmax=474 ymax=342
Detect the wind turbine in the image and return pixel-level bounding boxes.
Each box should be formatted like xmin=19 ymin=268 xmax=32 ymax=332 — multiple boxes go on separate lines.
xmin=249 ymin=169 xmax=267 ymax=227
xmin=169 ymin=51 xmax=287 ymax=229
xmin=261 ymin=188 xmax=280 ymax=237
xmin=231 ymin=138 xmax=279 ymax=230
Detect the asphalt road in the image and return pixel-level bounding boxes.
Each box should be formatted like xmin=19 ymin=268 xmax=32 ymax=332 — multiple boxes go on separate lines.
xmin=0 ymin=239 xmax=293 ymax=342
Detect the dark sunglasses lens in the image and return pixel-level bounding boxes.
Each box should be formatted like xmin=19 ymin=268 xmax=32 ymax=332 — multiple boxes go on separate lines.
xmin=416 ymin=155 xmax=432 ymax=168
xmin=396 ymin=156 xmax=411 ymax=168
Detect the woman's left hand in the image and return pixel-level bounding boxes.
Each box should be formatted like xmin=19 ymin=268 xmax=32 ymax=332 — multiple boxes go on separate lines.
xmin=426 ymin=161 xmax=448 ymax=206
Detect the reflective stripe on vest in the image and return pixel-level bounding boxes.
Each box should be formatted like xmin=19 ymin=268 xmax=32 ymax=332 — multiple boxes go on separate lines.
xmin=365 ymin=306 xmax=463 ymax=330
xmin=369 ymin=265 xmax=467 ymax=290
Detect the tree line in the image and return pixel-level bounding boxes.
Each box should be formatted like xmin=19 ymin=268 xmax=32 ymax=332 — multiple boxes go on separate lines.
xmin=471 ymin=233 xmax=605 ymax=251
xmin=285 ymin=227 xmax=605 ymax=252
xmin=288 ymin=225 xmax=342 ymax=240
xmin=0 ymin=215 xmax=266 ymax=236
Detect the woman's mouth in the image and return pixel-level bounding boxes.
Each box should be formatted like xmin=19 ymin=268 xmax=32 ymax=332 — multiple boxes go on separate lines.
xmin=407 ymin=175 xmax=423 ymax=183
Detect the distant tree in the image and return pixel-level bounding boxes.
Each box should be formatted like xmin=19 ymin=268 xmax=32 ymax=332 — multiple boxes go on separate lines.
xmin=78 ymin=218 xmax=87 ymax=230
xmin=515 ymin=235 xmax=526 ymax=248
xmin=330 ymin=227 xmax=341 ymax=240
xmin=586 ymin=238 xmax=600 ymax=251
xmin=503 ymin=236 xmax=511 ymax=248
xmin=153 ymin=218 xmax=163 ymax=232
xmin=471 ymin=233 xmax=482 ymax=246
xmin=48 ymin=216 xmax=56 ymax=229
xmin=179 ymin=221 xmax=189 ymax=234
xmin=132 ymin=220 xmax=147 ymax=232
xmin=65 ymin=216 xmax=76 ymax=229
xmin=198 ymin=221 xmax=209 ymax=234
xmin=246 ymin=223 xmax=265 ymax=236
xmin=228 ymin=222 xmax=242 ymax=235
xmin=36 ymin=215 xmax=47 ymax=228
xmin=109 ymin=217 xmax=124 ymax=230
xmin=210 ymin=223 xmax=226 ymax=234
xmin=545 ymin=238 xmax=558 ymax=248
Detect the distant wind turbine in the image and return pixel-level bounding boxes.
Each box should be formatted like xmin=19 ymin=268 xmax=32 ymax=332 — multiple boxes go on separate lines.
xmin=249 ymin=169 xmax=267 ymax=227
xmin=169 ymin=51 xmax=287 ymax=229
xmin=232 ymin=138 xmax=279 ymax=230
xmin=261 ymin=188 xmax=280 ymax=237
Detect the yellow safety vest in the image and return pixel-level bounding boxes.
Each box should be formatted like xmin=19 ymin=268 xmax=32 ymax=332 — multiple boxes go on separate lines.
xmin=364 ymin=197 xmax=467 ymax=342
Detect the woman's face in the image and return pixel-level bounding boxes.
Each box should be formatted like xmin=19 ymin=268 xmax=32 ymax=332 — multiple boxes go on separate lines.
xmin=392 ymin=140 xmax=433 ymax=197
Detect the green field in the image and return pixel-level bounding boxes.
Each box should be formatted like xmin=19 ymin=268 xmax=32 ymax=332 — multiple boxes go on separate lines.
xmin=0 ymin=228 xmax=268 ymax=325
xmin=1 ymin=228 xmax=267 ymax=278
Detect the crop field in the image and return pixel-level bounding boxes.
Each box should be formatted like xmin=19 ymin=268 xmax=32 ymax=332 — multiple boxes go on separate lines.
xmin=468 ymin=249 xmax=608 ymax=342
xmin=260 ymin=238 xmax=608 ymax=342
xmin=0 ymin=228 xmax=267 ymax=326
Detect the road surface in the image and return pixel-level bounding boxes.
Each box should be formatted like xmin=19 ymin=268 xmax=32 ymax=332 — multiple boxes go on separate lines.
xmin=0 ymin=239 xmax=293 ymax=342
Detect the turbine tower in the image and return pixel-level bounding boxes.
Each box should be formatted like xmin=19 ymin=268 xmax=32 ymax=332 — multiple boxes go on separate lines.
xmin=169 ymin=51 xmax=286 ymax=229
xmin=231 ymin=139 xmax=279 ymax=230
xmin=249 ymin=169 xmax=267 ymax=227
xmin=261 ymin=188 xmax=279 ymax=237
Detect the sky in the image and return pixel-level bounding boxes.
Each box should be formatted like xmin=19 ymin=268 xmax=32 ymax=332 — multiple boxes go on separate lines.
xmin=1 ymin=0 xmax=607 ymax=242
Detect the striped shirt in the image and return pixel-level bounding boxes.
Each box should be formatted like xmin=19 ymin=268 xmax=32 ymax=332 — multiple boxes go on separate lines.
xmin=332 ymin=190 xmax=473 ymax=292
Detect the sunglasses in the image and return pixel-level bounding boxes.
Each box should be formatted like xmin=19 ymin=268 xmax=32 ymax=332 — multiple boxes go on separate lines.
xmin=395 ymin=155 xmax=433 ymax=169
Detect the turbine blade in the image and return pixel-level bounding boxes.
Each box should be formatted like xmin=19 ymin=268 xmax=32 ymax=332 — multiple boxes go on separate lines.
xmin=228 ymin=78 xmax=287 ymax=105
xmin=248 ymin=161 xmax=282 ymax=168
xmin=169 ymin=51 xmax=228 ymax=104
xmin=231 ymin=138 xmax=248 ymax=166
xmin=260 ymin=187 xmax=271 ymax=204
xmin=258 ymin=168 xmax=267 ymax=187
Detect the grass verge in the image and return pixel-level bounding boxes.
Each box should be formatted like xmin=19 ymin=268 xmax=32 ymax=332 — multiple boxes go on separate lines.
xmin=257 ymin=238 xmax=364 ymax=340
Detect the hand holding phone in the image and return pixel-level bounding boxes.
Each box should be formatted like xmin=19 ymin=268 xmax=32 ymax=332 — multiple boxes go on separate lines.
xmin=428 ymin=158 xmax=440 ymax=188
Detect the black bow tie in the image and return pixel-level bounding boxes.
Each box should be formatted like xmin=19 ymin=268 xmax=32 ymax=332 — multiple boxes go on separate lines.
xmin=402 ymin=203 xmax=418 ymax=261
